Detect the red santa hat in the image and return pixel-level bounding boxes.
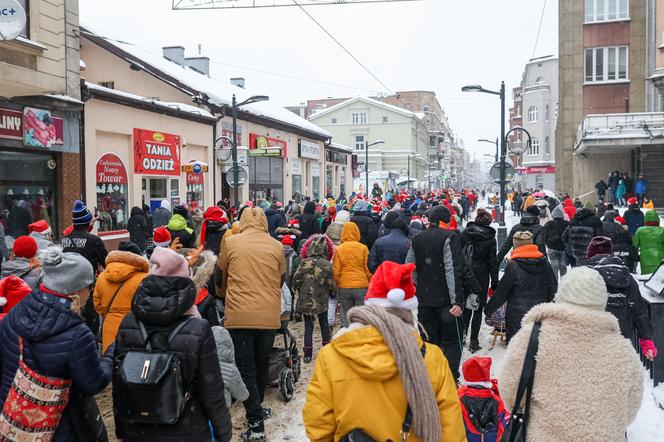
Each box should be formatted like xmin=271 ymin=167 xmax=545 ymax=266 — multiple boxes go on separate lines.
xmin=153 ymin=226 xmax=172 ymax=247
xmin=627 ymin=197 xmax=638 ymax=205
xmin=614 ymin=216 xmax=626 ymax=225
xmin=288 ymin=219 xmax=300 ymax=229
xmin=28 ymin=220 xmax=51 ymax=236
xmin=0 ymin=276 xmax=32 ymax=320
xmin=280 ymin=235 xmax=295 ymax=247
xmin=462 ymin=356 xmax=492 ymax=383
xmin=364 ymin=261 xmax=417 ymax=310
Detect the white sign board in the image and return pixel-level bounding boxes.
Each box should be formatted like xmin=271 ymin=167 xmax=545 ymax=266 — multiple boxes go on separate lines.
xmin=291 ymin=159 xmax=302 ymax=176
xmin=0 ymin=0 xmax=26 ymax=41
xmin=311 ymin=162 xmax=320 ymax=177
xmin=299 ymin=139 xmax=321 ymax=160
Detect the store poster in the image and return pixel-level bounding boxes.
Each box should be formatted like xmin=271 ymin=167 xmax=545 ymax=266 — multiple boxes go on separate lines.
xmin=95 ymin=153 xmax=129 ymax=231
xmin=22 ymin=108 xmax=64 ymax=147
xmin=133 ymin=128 xmax=181 ymax=176
xmin=249 ymin=133 xmax=287 ymax=158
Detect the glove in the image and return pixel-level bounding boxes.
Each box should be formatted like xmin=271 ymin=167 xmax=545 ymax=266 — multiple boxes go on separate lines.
xmin=465 ymin=294 xmax=479 ymax=311
xmin=488 ymin=288 xmax=494 ymax=298
xmin=640 ymin=339 xmax=658 ymax=358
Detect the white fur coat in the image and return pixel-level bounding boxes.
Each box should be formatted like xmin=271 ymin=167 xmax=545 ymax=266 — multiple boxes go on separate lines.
xmin=500 ymin=302 xmax=643 ymax=442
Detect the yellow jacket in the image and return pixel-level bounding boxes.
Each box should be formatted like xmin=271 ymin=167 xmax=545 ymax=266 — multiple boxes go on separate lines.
xmin=93 ymin=251 xmax=149 ymax=352
xmin=523 ymin=195 xmax=536 ymax=210
xmin=303 ymin=325 xmax=466 ymax=442
xmin=643 ymin=200 xmax=654 ymax=209
xmin=332 ymin=222 xmax=372 ymax=289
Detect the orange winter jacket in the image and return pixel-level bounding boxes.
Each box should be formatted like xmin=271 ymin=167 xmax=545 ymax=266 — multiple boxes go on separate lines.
xmin=93 ymin=251 xmax=149 ymax=352
xmin=332 ymin=222 xmax=372 ymax=289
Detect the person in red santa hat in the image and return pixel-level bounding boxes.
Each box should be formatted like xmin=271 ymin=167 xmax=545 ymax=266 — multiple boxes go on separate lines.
xmin=28 ymin=219 xmax=55 ymax=250
xmin=303 ymin=261 xmax=465 ymax=442
xmin=145 ymin=226 xmax=172 ymax=259
xmin=0 ymin=275 xmax=32 ymax=321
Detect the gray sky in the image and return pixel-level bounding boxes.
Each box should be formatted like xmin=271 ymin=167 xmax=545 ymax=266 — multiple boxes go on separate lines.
xmin=80 ymin=0 xmax=558 ymax=159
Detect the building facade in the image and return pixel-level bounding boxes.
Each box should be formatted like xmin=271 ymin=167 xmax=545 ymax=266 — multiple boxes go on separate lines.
xmin=511 ymin=56 xmax=558 ymax=191
xmin=0 ymin=0 xmax=82 ymax=238
xmin=308 ymin=97 xmax=430 ymax=192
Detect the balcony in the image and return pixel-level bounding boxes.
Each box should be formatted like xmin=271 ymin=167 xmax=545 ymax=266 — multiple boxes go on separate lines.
xmin=575 ymin=113 xmax=664 ymax=154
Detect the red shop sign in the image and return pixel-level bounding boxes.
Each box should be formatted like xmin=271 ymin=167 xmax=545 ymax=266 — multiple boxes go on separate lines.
xmin=525 ymin=166 xmax=556 ymax=174
xmin=96 ymin=153 xmax=128 ymax=184
xmin=133 ymin=128 xmax=181 ymax=176
xmin=249 ymin=133 xmax=287 ymax=158
xmin=0 ymin=108 xmax=22 ymax=140
xmin=186 ymin=171 xmax=204 ymax=185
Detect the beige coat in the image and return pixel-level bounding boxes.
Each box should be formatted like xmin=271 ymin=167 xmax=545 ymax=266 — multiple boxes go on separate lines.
xmin=500 ymin=302 xmax=643 ymax=442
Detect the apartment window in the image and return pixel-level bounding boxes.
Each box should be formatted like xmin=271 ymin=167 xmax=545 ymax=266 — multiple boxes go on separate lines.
xmin=423 ymin=105 xmax=430 ymax=112
xmin=98 ymin=81 xmax=115 ymax=89
xmin=585 ymin=46 xmax=628 ymax=82
xmin=382 ymin=116 xmax=388 ymax=123
xmin=331 ymin=118 xmax=337 ymax=124
xmin=529 ymin=138 xmax=540 ymax=156
xmin=351 ymin=112 xmax=367 ymax=124
xmin=586 ymin=0 xmax=628 ymax=22
xmin=527 ymin=106 xmax=539 ymax=123
xmin=354 ymin=135 xmax=366 ymax=151
xmin=545 ymin=105 xmax=550 ymax=122
xmin=544 ymin=136 xmax=551 ymax=155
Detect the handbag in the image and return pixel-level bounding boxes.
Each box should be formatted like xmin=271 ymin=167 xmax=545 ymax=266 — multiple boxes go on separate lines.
xmin=96 ymin=281 xmax=127 ymax=351
xmin=501 ymin=321 xmax=542 ymax=442
xmin=0 ymin=336 xmax=72 ymax=442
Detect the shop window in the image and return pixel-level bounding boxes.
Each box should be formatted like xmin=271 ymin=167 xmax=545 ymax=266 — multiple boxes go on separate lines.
xmin=326 ymin=165 xmax=334 ymax=197
xmin=186 ymin=172 xmax=204 ymax=210
xmin=95 ymin=153 xmax=128 ymax=232
xmin=170 ymin=178 xmax=180 ymax=207
xmin=340 ymin=167 xmax=346 ymax=195
xmin=0 ymin=152 xmax=56 ymax=238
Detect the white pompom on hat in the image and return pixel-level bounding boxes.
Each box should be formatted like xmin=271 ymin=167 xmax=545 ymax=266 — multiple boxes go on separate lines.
xmin=364 ymin=261 xmax=418 ymax=310
xmin=555 ymin=267 xmax=608 ymax=311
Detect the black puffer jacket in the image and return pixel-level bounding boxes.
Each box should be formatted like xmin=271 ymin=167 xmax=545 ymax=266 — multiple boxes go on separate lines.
xmin=562 ymin=208 xmax=603 ymax=261
xmin=601 ymin=215 xmax=624 ymax=245
xmin=496 ymin=213 xmax=545 ymax=261
xmin=612 ymin=229 xmax=639 ymax=273
xmin=368 ymin=225 xmax=411 ymax=273
xmin=127 ymin=207 xmax=148 ymax=251
xmin=202 ymin=220 xmax=228 ymax=256
xmin=542 ymin=218 xmax=570 ymax=251
xmin=114 ymin=275 xmax=231 ymax=442
xmin=296 ymin=201 xmax=321 ymax=247
xmin=485 ymin=249 xmax=557 ymax=341
xmin=587 ymin=254 xmax=653 ymax=340
xmin=351 ymin=214 xmax=379 ymax=249
xmin=459 ymin=222 xmax=499 ymax=295
xmin=0 ymin=289 xmax=113 ymax=441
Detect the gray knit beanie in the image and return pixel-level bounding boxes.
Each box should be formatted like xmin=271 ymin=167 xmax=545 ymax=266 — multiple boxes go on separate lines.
xmin=40 ymin=247 xmax=94 ymax=294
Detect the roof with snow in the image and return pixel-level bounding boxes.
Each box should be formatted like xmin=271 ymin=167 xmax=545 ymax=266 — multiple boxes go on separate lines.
xmin=308 ymin=96 xmax=423 ymax=121
xmin=79 ymin=24 xmax=331 ymax=139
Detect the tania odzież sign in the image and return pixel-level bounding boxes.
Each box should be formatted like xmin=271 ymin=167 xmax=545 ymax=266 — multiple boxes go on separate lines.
xmin=133 ymin=128 xmax=181 ymax=176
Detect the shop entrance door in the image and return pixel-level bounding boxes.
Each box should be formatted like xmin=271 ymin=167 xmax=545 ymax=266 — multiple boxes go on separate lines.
xmin=142 ymin=177 xmax=181 ymax=212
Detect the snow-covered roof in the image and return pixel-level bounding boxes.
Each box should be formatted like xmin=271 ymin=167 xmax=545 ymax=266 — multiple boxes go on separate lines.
xmin=80 ymin=24 xmax=330 ymax=139
xmin=85 ymin=82 xmax=216 ymax=119
xmin=329 ymin=142 xmax=352 ymax=153
xmin=309 ymin=96 xmax=422 ymax=121
xmin=47 ymin=94 xmax=84 ymax=105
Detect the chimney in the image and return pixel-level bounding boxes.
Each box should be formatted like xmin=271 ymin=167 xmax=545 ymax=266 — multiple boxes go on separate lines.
xmin=185 ymin=57 xmax=210 ymax=76
xmin=163 ymin=46 xmax=185 ymax=65
xmin=231 ymin=77 xmax=245 ymax=89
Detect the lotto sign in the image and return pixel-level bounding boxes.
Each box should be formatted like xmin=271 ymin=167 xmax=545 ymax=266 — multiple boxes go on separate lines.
xmin=133 ymin=128 xmax=181 ymax=176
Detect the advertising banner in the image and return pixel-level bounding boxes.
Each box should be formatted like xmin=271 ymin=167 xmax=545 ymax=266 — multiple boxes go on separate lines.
xmin=299 ymin=139 xmax=320 ymax=160
xmin=525 ymin=166 xmax=556 ymax=174
xmin=133 ymin=128 xmax=181 ymax=176
xmin=0 ymin=108 xmax=22 ymax=140
xmin=22 ymin=108 xmax=64 ymax=147
xmin=96 ymin=153 xmax=128 ymax=184
xmin=249 ymin=133 xmax=287 ymax=158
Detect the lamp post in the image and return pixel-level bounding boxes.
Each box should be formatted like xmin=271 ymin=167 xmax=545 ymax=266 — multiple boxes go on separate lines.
xmin=231 ymin=94 xmax=269 ymax=209
xmin=364 ymin=139 xmax=385 ymax=197
xmin=462 ymin=82 xmax=507 ymax=245
xmin=407 ymin=153 xmax=421 ymax=191
xmin=478 ymin=138 xmax=499 ymax=163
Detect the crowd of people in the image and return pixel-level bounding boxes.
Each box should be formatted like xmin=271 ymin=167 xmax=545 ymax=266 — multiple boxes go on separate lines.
xmin=0 ymin=183 xmax=657 ymax=442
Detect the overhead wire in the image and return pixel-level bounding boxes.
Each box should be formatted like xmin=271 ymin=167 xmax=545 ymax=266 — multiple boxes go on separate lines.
xmin=531 ymin=0 xmax=547 ymax=59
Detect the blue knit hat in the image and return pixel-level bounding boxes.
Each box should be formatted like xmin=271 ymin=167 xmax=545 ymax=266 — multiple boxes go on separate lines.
xmin=72 ymin=200 xmax=92 ymax=225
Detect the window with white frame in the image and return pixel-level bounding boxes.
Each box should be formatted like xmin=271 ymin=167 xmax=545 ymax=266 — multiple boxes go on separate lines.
xmin=382 ymin=116 xmax=388 ymax=123
xmin=544 ymin=136 xmax=551 ymax=155
xmin=585 ymin=0 xmax=629 ymax=23
xmin=351 ymin=112 xmax=368 ymax=124
xmin=354 ymin=134 xmax=366 ymax=151
xmin=545 ymin=105 xmax=550 ymax=121
xmin=331 ymin=118 xmax=337 ymax=124
xmin=529 ymin=138 xmax=540 ymax=156
xmin=585 ymin=46 xmax=628 ymax=82
xmin=527 ymin=106 xmax=539 ymax=123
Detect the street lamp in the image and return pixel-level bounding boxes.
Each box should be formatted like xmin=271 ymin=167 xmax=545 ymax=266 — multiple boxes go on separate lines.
xmin=462 ymin=81 xmax=507 ymax=245
xmin=365 ymin=139 xmax=385 ymax=197
xmin=407 ymin=153 xmax=421 ymax=191
xmin=478 ymin=138 xmax=499 ymax=162
xmin=231 ymin=94 xmax=269 ymax=209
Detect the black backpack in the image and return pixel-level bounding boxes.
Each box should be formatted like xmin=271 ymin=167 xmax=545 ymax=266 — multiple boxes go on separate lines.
xmin=115 ymin=317 xmax=194 ymax=425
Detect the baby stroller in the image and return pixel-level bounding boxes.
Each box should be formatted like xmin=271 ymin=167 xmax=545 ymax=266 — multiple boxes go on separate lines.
xmin=484 ymin=303 xmax=506 ymax=350
xmin=267 ymin=323 xmax=301 ymax=402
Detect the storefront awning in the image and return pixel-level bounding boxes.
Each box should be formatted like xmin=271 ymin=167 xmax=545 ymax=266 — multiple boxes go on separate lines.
xmin=575 ymin=112 xmax=664 ymax=155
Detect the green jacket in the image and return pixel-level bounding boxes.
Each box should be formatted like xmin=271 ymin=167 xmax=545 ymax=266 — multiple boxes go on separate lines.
xmin=633 ymin=225 xmax=664 ymax=274
xmin=166 ymin=214 xmax=193 ymax=234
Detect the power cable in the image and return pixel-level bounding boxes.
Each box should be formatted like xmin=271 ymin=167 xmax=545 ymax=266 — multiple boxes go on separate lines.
xmin=531 ymin=0 xmax=547 ymax=59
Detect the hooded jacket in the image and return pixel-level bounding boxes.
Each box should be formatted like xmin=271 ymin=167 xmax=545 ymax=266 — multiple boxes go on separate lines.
xmin=29 ymin=231 xmax=55 ymax=251
xmin=632 ymin=211 xmax=664 ymax=274
xmin=500 ymin=303 xmax=642 ymax=442
xmin=297 ymin=201 xmax=322 ymax=245
xmin=167 ymin=214 xmax=195 ymax=249
xmin=93 ymin=250 xmax=149 ymax=352
xmin=294 ymin=235 xmax=336 ymax=316
xmin=113 ymin=275 xmax=231 ymax=442
xmin=624 ymin=204 xmax=644 ymax=237
xmin=459 ymin=222 xmax=499 ymax=293
xmin=61 ymin=224 xmax=108 ymax=272
xmin=0 ymin=289 xmax=114 ymax=441
xmin=368 ymin=223 xmax=411 ymax=273
xmin=601 ymin=214 xmax=625 ymax=244
xmin=152 ymin=201 xmax=172 ymax=228
xmin=265 ymin=208 xmax=286 ymax=238
xmin=561 ymin=208 xmax=603 ymax=260
xmin=332 ymin=222 xmax=372 ymax=289
xmin=542 ymin=217 xmax=570 ymax=251
xmin=587 ymin=254 xmax=653 ymax=340
xmin=496 ymin=213 xmax=545 ymax=262
xmin=0 ymin=257 xmax=42 ymax=290
xmin=127 ymin=207 xmax=148 ymax=250
xmin=211 ymin=326 xmax=249 ymax=407
xmin=485 ymin=245 xmax=557 ymax=341
xmin=219 ymin=208 xmax=286 ymax=329
xmin=303 ymin=325 xmax=466 ymax=442
xmin=350 ymin=212 xmax=379 ymax=249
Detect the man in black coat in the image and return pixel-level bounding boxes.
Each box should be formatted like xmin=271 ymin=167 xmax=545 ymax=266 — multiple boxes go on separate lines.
xmin=459 ymin=209 xmax=499 ymax=353
xmin=541 ymin=205 xmax=570 ymax=280
xmin=561 ymin=203 xmax=603 ymax=267
xmin=296 ymin=201 xmax=321 ymax=248
xmin=624 ymin=198 xmax=644 ymax=237
xmin=350 ymin=199 xmax=378 ymax=250
xmin=496 ymin=206 xmax=546 ymax=262
xmin=485 ymin=231 xmax=557 ymax=342
xmin=368 ymin=211 xmax=410 ymax=272
xmin=406 ymin=205 xmax=464 ymax=380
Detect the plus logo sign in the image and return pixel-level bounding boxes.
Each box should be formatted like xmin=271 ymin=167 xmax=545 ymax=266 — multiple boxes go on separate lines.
xmin=0 ymin=7 xmax=17 ymax=16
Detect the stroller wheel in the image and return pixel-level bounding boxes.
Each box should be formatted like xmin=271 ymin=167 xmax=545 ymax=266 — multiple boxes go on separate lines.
xmin=279 ymin=368 xmax=295 ymax=402
xmin=292 ymin=354 xmax=302 ymax=383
